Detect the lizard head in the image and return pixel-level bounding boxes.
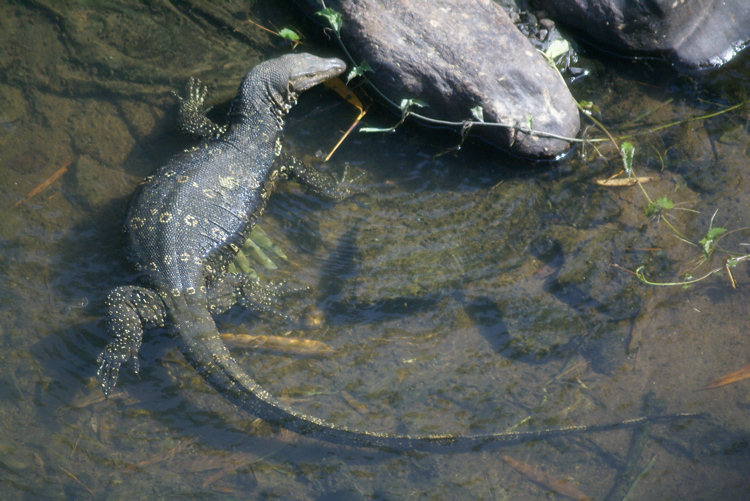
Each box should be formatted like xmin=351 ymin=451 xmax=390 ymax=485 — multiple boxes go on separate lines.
xmin=235 ymin=53 xmax=346 ymax=123
xmin=283 ymin=53 xmax=346 ymax=95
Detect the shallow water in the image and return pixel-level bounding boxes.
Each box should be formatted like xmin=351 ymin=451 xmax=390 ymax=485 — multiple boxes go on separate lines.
xmin=1 ymin=1 xmax=748 ymax=499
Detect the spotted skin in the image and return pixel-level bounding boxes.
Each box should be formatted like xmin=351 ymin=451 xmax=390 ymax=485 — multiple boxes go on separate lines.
xmin=96 ymin=53 xmax=664 ymax=450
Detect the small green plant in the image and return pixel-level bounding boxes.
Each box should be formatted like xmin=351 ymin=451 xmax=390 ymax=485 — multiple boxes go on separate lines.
xmin=543 ymin=39 xmax=571 ymax=63
xmin=577 ymin=98 xmax=749 ymax=290
xmin=630 ymin=204 xmax=748 ymax=288
xmin=645 ymin=197 xmax=674 ymax=217
xmin=316 ymin=7 xmax=342 ymax=33
xmin=470 ymin=105 xmax=485 ymax=122
xmin=399 ymin=98 xmax=427 ymax=112
xmin=577 ymin=100 xmax=601 ymax=114
xmin=360 ymin=98 xmax=428 ymax=133
xmin=699 ymin=225 xmax=727 ymax=259
xmin=346 ymin=60 xmax=373 ymax=83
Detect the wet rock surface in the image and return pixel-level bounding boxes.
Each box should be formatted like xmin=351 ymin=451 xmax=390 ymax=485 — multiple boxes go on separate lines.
xmin=299 ymin=0 xmax=580 ymax=158
xmin=530 ymin=0 xmax=750 ymax=70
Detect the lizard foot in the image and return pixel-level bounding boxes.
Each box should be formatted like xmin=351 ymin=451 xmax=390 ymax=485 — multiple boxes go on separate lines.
xmin=97 ymin=341 xmax=138 ymax=397
xmin=172 ymin=76 xmax=227 ymax=138
xmin=97 ymin=286 xmax=165 ymax=396
xmin=330 ymin=163 xmax=367 ymax=200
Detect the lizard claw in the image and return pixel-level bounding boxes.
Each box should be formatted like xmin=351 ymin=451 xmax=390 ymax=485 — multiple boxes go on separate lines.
xmin=96 ymin=341 xmax=141 ymax=397
xmin=171 ymin=77 xmax=206 ymax=110
xmin=186 ymin=76 xmax=209 ymax=109
xmin=330 ymin=163 xmax=367 ymax=200
xmin=172 ymin=77 xmax=226 ymax=138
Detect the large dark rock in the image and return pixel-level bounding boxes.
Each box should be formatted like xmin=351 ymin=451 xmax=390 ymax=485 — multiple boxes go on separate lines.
xmin=531 ymin=0 xmax=750 ymax=70
xmin=300 ymin=0 xmax=580 ymax=158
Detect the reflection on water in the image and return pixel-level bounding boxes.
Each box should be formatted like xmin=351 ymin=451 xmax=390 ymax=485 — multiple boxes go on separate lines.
xmin=0 ymin=1 xmax=748 ymax=499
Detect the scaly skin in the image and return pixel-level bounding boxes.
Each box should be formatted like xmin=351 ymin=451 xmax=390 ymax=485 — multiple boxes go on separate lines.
xmin=97 ymin=53 xmax=682 ymax=450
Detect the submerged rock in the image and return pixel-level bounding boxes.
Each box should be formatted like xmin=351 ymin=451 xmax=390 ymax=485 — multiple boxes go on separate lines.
xmin=530 ymin=0 xmax=750 ymax=70
xmin=300 ymin=0 xmax=580 ymax=158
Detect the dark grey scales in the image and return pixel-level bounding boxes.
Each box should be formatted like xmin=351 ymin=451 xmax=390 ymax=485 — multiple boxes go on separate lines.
xmin=97 ymin=53 xmax=676 ymax=450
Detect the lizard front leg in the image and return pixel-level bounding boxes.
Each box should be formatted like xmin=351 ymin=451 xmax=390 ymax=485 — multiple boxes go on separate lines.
xmin=277 ymin=151 xmax=364 ymax=201
xmin=173 ymin=77 xmax=227 ymax=139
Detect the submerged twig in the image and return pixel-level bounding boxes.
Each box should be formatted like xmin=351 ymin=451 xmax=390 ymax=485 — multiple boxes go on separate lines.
xmin=502 ymin=454 xmax=592 ymax=501
xmin=122 ymin=438 xmax=197 ymax=474
xmin=12 ymin=159 xmax=72 ymax=209
xmin=221 ymin=333 xmax=334 ymax=356
xmin=701 ymin=361 xmax=750 ymax=390
xmin=59 ymin=465 xmax=94 ymax=496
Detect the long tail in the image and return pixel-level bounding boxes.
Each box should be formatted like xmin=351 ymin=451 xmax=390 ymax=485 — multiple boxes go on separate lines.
xmin=169 ymin=296 xmax=696 ymax=450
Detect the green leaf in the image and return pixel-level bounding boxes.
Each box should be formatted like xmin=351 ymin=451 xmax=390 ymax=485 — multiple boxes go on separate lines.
xmin=544 ymin=38 xmax=570 ymax=61
xmin=645 ymin=197 xmax=673 ymax=217
xmin=656 ymin=197 xmax=674 ymax=210
xmin=277 ymin=28 xmax=300 ymax=41
xmin=361 ymin=98 xmax=425 ymax=133
xmin=578 ymin=100 xmax=601 ymax=114
xmin=620 ymin=141 xmax=635 ymax=176
xmin=399 ymin=98 xmax=427 ymax=113
xmin=315 ymin=8 xmax=342 ymax=33
xmin=699 ymin=226 xmax=727 ymax=257
xmin=359 ymin=125 xmax=397 ymax=133
xmin=470 ymin=105 xmax=484 ymax=122
xmin=705 ymin=226 xmax=727 ymax=241
xmin=346 ymin=60 xmax=373 ymax=83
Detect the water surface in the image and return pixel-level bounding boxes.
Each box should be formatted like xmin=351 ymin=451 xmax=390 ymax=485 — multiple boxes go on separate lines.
xmin=1 ymin=1 xmax=748 ymax=499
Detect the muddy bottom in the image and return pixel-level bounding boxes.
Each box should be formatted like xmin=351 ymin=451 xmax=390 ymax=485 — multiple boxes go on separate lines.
xmin=0 ymin=1 xmax=748 ymax=499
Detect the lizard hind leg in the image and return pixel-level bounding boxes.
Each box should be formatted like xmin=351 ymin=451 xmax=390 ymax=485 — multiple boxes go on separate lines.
xmin=97 ymin=285 xmax=166 ymax=396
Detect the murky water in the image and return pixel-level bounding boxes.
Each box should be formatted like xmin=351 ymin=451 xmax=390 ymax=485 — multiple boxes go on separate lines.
xmin=1 ymin=1 xmax=748 ymax=499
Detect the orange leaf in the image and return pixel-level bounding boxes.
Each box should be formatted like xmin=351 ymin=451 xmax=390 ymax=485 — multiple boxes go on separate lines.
xmin=320 ymin=78 xmax=370 ymax=160
xmin=324 ymin=77 xmax=364 ymax=113
xmin=702 ymin=362 xmax=750 ymax=389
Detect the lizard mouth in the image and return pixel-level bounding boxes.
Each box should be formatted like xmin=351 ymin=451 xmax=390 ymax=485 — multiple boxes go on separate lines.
xmin=289 ymin=57 xmax=347 ymax=93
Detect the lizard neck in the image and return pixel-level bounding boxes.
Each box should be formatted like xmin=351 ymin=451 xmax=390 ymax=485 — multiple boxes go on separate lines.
xmin=223 ymin=93 xmax=286 ymax=149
